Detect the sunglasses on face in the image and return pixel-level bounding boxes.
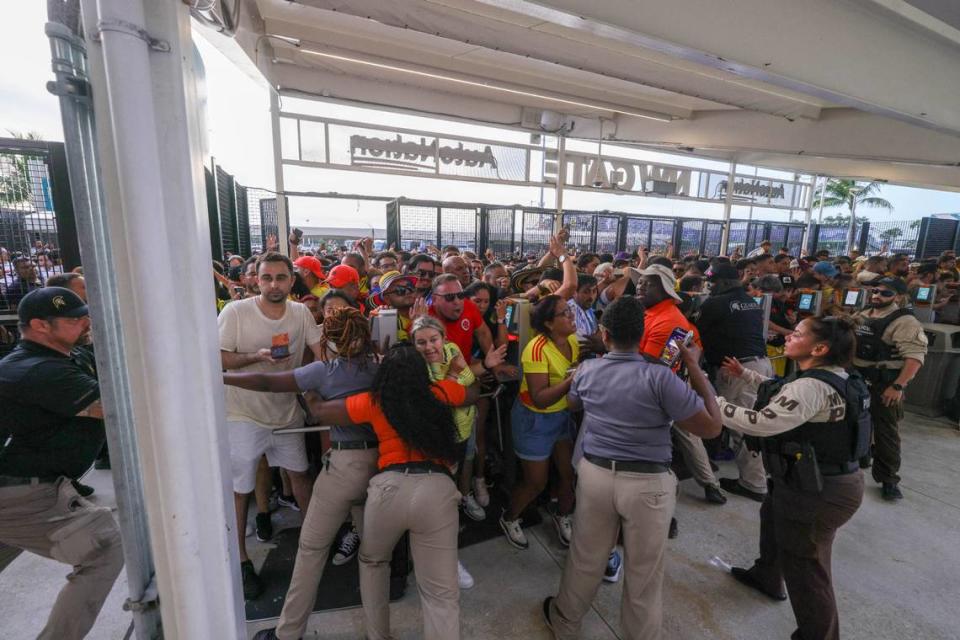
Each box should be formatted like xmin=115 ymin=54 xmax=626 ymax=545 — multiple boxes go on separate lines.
xmin=436 ymin=291 xmax=467 ymax=302
xmin=387 ymin=285 xmax=415 ymax=296
xmin=870 ymin=288 xmax=896 ymax=298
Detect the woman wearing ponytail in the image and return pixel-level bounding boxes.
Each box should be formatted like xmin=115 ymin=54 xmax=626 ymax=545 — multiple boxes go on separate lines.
xmin=717 ymin=315 xmax=866 ymax=640
xmin=225 ymin=307 xmax=382 ymax=640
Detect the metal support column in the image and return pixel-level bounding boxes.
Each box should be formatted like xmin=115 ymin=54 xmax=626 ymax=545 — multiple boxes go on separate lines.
xmin=719 ymin=160 xmax=737 ymax=255
xmin=76 ymin=0 xmax=246 ymax=636
xmin=802 ymin=175 xmax=818 ymax=254
xmin=270 ymin=89 xmax=291 ymax=255
xmin=45 ymin=4 xmax=161 ymax=637
xmin=554 ymin=135 xmax=566 ymax=231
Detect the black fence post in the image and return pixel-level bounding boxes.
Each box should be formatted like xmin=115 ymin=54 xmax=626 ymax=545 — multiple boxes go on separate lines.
xmin=857 ymin=221 xmax=870 ymax=255
xmin=385 ymin=200 xmax=400 ymax=249
xmin=46 ymin=142 xmax=81 ymax=270
xmin=806 ymin=224 xmax=819 ymax=255
xmin=477 ymin=207 xmax=489 ymax=256
xmin=205 ymin=167 xmax=223 ymax=261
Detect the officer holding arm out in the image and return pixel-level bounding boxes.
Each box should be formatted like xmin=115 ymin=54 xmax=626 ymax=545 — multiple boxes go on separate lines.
xmin=853 ymin=277 xmax=928 ymax=500
xmin=0 ymin=288 xmax=123 ymax=640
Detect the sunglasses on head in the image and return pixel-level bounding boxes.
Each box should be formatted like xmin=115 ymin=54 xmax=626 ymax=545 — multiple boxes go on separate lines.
xmin=870 ymin=288 xmax=896 ymax=298
xmin=387 ymin=285 xmax=414 ymax=296
xmin=436 ymin=291 xmax=467 ymax=302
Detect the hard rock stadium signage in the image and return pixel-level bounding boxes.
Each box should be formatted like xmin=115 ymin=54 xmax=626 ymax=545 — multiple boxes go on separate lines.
xmin=278 ymin=112 xmax=808 ymax=210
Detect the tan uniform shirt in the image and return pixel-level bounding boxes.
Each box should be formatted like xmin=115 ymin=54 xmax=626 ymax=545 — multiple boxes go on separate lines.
xmin=853 ymin=303 xmax=928 ymax=369
xmin=717 ymin=365 xmax=848 ymax=437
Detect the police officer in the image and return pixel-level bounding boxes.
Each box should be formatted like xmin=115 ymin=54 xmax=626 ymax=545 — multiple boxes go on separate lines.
xmin=719 ymin=316 xmax=867 ymax=640
xmin=853 ymin=277 xmax=928 ymax=500
xmin=0 ymin=288 xmax=123 ymax=640
xmin=697 ymin=263 xmax=772 ymax=502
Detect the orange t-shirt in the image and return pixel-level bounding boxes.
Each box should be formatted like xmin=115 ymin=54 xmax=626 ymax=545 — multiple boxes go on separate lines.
xmin=639 ymin=298 xmax=702 ymax=360
xmin=345 ymin=379 xmax=466 ymax=469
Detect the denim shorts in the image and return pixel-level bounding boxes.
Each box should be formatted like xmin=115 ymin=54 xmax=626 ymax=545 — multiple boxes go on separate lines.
xmin=511 ymin=401 xmax=573 ymax=461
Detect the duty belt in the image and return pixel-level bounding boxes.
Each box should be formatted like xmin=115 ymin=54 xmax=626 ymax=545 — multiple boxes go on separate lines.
xmin=331 ymin=441 xmax=378 ymax=451
xmin=584 ymin=453 xmax=669 ymax=474
xmin=0 ymin=475 xmax=59 ymax=488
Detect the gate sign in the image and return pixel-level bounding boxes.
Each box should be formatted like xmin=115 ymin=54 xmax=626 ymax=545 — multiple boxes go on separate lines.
xmin=543 ymin=149 xmax=692 ymax=195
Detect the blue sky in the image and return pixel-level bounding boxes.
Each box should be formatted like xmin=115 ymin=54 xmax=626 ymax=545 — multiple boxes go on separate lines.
xmin=5 ymin=3 xmax=960 ymax=229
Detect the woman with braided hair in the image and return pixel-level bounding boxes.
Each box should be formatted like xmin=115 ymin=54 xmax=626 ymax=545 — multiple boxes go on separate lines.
xmin=224 ymin=307 xmax=383 ymax=640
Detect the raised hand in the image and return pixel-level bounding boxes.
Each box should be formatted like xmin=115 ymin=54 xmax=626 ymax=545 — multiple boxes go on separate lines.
xmin=720 ymin=355 xmax=744 ymax=378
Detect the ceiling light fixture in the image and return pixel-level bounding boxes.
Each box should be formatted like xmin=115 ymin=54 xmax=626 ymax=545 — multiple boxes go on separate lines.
xmin=286 ymin=41 xmax=675 ymax=123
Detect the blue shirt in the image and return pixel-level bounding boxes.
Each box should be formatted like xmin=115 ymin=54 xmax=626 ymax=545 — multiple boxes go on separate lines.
xmin=567 ymin=298 xmax=597 ymax=337
xmin=569 ymin=352 xmax=704 ymax=464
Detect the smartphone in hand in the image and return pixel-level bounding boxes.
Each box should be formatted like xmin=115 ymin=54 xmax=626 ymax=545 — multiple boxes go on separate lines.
xmin=660 ymin=328 xmax=693 ymax=368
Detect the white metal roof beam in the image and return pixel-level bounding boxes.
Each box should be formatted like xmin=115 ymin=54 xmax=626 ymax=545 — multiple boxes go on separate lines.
xmin=459 ymin=0 xmax=960 ymax=135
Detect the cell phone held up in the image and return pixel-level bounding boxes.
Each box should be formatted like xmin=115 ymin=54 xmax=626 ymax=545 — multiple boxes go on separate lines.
xmin=271 ymin=333 xmax=291 ymax=359
xmin=660 ymin=328 xmax=693 ymax=368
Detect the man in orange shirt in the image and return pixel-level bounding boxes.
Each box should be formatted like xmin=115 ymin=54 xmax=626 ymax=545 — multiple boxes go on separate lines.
xmin=635 ymin=264 xmax=726 ymax=506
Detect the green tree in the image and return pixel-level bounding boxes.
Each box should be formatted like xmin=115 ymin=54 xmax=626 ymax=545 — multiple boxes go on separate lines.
xmin=0 ymin=131 xmax=44 ymax=207
xmin=813 ymin=179 xmax=893 ymax=251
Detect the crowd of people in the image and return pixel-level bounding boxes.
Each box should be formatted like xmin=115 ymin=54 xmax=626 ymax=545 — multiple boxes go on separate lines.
xmin=0 ymin=226 xmax=938 ymax=640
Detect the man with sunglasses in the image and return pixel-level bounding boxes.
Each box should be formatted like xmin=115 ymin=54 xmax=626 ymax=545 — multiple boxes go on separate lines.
xmin=404 ymin=253 xmax=437 ymax=300
xmin=369 ymin=271 xmax=418 ymax=342
xmin=853 ymin=277 xmax=928 ymax=501
xmin=428 ymin=274 xmax=497 ymax=368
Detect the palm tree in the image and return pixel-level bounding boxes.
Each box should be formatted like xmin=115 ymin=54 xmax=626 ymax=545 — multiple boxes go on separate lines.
xmin=812 ymin=179 xmax=892 ymax=253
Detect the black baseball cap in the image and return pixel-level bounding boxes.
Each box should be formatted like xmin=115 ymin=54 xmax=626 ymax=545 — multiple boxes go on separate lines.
xmin=707 ymin=264 xmax=740 ymax=282
xmin=875 ymin=277 xmax=907 ymax=295
xmin=18 ymin=287 xmax=89 ymax=324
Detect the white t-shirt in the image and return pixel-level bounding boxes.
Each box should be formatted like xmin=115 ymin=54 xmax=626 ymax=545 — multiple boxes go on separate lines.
xmin=218 ymin=297 xmax=322 ymax=428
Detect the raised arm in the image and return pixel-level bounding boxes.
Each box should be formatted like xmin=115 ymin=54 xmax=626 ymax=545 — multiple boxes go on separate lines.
xmin=305 ymin=396 xmax=353 ymax=425
xmin=221 ymin=349 xmax=278 ymax=370
xmin=552 ymin=235 xmax=578 ymax=300
xmin=673 ymin=345 xmax=721 ymax=438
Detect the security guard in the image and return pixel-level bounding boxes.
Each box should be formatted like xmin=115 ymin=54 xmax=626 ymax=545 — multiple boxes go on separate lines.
xmin=719 ymin=316 xmax=867 ymax=640
xmin=853 ymin=277 xmax=928 ymax=501
xmin=0 ymin=288 xmax=123 ymax=640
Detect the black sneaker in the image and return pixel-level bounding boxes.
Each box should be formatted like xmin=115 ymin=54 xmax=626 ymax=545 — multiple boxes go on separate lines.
xmin=704 ymin=484 xmax=727 ymax=505
xmin=668 ymin=517 xmax=679 ymax=539
xmin=71 ymin=479 xmax=95 ymax=498
xmin=881 ymin=483 xmax=903 ymax=501
xmin=241 ymin=560 xmax=264 ymax=600
xmin=251 ymin=630 xmax=278 ymax=640
xmin=730 ymin=565 xmax=787 ymax=601
xmin=332 ymin=526 xmax=360 ymax=565
xmin=719 ymin=477 xmax=766 ymax=503
xmin=278 ymin=494 xmax=300 ymax=511
xmin=255 ymin=512 xmax=273 ymax=542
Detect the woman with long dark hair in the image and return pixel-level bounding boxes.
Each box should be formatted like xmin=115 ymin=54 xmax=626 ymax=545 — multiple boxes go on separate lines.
xmin=500 ymin=293 xmax=579 ymax=551
xmin=719 ymin=315 xmax=866 ymax=640
xmin=305 ymin=345 xmax=476 ymax=640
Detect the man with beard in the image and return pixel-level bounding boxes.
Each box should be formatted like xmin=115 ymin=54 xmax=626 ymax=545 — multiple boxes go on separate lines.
xmin=218 ymin=252 xmax=326 ymax=598
xmin=3 ymin=256 xmax=43 ymax=309
xmin=0 ymin=288 xmax=123 ymax=640
xmin=853 ymin=278 xmax=927 ymax=501
xmin=886 ymin=254 xmax=910 ymax=279
xmin=483 ymin=262 xmax=510 ymax=296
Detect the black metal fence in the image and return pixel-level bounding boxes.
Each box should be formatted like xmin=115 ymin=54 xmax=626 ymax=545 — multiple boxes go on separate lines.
xmin=205 ymin=162 xmax=282 ymax=261
xmin=386 ymin=198 xmax=808 ymax=257
xmin=0 ymin=138 xmax=80 ymax=316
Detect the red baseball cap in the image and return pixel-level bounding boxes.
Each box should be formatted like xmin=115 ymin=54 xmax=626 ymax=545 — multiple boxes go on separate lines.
xmin=326 ymin=264 xmax=360 ymax=289
xmin=293 ymin=256 xmax=325 ymax=280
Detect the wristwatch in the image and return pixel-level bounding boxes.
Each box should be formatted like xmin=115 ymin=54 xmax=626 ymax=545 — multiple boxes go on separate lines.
xmin=558 ymin=253 xmax=567 ymax=264
xmin=891 ymin=383 xmax=904 ymax=392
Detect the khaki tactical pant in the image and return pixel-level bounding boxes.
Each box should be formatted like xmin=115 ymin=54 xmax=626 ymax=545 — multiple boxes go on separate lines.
xmin=359 ymin=470 xmax=461 ymax=640
xmin=715 ymin=357 xmax=775 ymax=494
xmin=276 ymin=448 xmax=379 ymax=640
xmin=672 ymin=425 xmax=719 ymax=488
xmin=551 ymin=459 xmax=677 ymax=640
xmin=0 ymin=478 xmax=123 ymax=640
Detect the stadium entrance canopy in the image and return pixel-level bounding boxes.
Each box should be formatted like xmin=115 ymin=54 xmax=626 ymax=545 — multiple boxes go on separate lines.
xmin=207 ymin=0 xmax=960 ymax=190
xmin=45 ymin=2 xmax=960 ymax=639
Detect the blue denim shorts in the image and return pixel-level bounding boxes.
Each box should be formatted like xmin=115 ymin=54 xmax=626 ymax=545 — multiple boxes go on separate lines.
xmin=511 ymin=401 xmax=573 ymax=461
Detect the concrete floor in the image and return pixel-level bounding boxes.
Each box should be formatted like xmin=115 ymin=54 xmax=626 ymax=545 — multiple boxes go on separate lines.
xmin=2 ymin=412 xmax=958 ymax=640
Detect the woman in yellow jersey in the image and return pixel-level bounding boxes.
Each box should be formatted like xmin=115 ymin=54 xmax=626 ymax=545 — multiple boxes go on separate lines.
xmin=500 ymin=294 xmax=579 ymax=550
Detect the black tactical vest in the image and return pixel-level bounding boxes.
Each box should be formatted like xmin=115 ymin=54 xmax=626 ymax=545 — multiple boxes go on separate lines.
xmin=752 ymin=369 xmax=871 ymax=479
xmin=855 ymin=308 xmax=913 ymax=363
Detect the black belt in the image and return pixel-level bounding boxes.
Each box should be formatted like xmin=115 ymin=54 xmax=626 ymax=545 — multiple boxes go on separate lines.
xmin=584 ymin=453 xmax=669 ymax=474
xmin=382 ymin=461 xmax=453 ymax=480
xmin=819 ymin=461 xmax=860 ymax=476
xmin=0 ymin=475 xmax=59 ymax=488
xmin=331 ymin=441 xmax=378 ymax=451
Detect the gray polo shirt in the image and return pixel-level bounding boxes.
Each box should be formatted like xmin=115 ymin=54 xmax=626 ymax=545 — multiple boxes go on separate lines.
xmin=294 ymin=355 xmax=379 ymax=443
xmin=570 ymin=351 xmax=704 ymax=464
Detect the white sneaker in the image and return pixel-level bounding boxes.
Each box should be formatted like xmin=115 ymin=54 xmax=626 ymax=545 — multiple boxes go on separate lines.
xmin=332 ymin=526 xmax=360 ymax=566
xmin=457 ymin=560 xmax=475 ymax=589
xmin=499 ymin=512 xmax=529 ymax=550
xmin=553 ymin=512 xmax=573 ymax=547
xmin=461 ymin=494 xmax=486 ymax=522
xmin=245 ymin=522 xmax=253 ymax=537
xmin=472 ymin=477 xmax=490 ymax=507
